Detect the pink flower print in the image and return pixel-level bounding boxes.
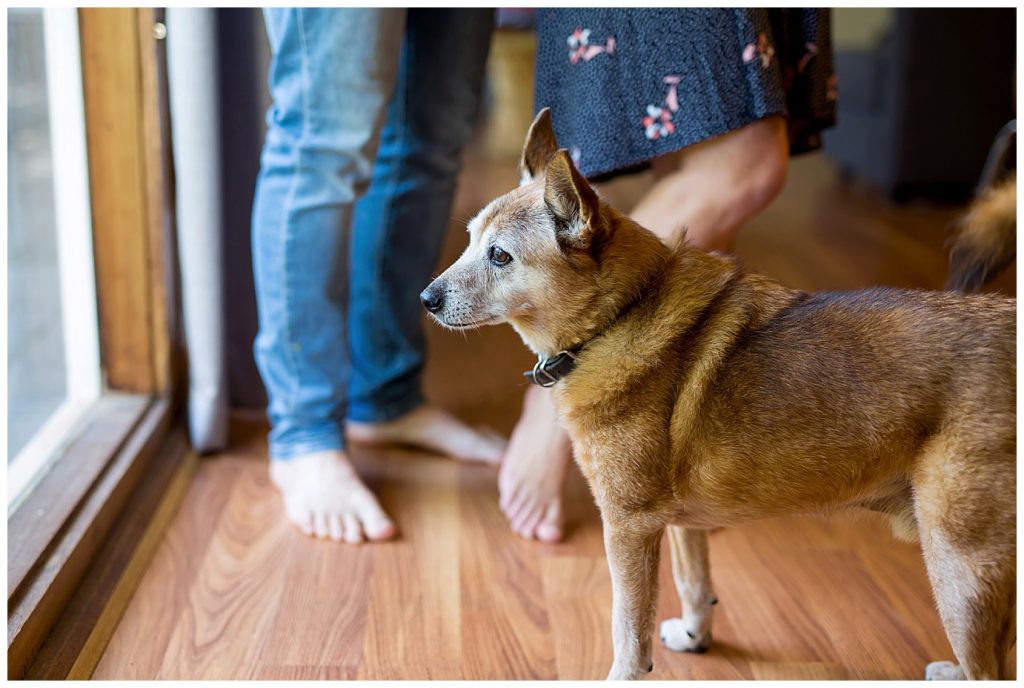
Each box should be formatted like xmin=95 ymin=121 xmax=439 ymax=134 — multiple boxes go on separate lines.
xmin=743 ymin=32 xmax=775 ymax=69
xmin=567 ymin=27 xmax=616 ymax=64
xmin=663 ymin=75 xmax=682 ymax=113
xmin=568 ymin=27 xmax=590 ymax=49
xmin=798 ymin=42 xmax=819 ymax=74
xmin=640 ymin=76 xmax=683 ymax=140
xmin=643 ymin=105 xmax=675 ymax=140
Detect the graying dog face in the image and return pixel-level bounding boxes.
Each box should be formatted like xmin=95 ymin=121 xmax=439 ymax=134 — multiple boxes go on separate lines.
xmin=420 ymin=182 xmax=559 ymax=331
xmin=421 ymin=108 xmax=604 ymax=355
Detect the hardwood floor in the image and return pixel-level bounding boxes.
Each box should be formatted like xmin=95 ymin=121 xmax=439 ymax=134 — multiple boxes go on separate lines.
xmin=93 ymin=149 xmax=1015 ymax=680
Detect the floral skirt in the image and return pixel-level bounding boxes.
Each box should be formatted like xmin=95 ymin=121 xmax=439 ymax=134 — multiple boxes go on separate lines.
xmin=533 ymin=8 xmax=837 ymax=179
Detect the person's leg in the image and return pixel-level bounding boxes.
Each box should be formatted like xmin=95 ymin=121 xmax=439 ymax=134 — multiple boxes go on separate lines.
xmin=343 ymin=9 xmax=505 ymax=463
xmin=500 ymin=117 xmax=789 ymax=542
xmin=630 ymin=115 xmax=789 ymax=252
xmin=252 ymin=8 xmax=405 ymax=542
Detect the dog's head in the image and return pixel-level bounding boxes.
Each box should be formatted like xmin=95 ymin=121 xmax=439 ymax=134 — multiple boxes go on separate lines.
xmin=421 ymin=108 xmax=618 ymax=356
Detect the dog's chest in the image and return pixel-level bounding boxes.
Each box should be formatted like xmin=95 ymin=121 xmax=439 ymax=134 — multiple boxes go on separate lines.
xmin=554 ymin=368 xmax=685 ymax=506
xmin=561 ymin=412 xmax=676 ymax=512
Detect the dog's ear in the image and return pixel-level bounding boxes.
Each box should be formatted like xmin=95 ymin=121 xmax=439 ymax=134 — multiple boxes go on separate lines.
xmin=544 ymin=148 xmax=600 ymax=251
xmin=519 ymin=108 xmax=558 ymax=186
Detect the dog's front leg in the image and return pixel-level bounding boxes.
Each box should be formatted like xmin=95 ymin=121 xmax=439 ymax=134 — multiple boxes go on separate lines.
xmin=660 ymin=526 xmax=715 ymax=653
xmin=603 ymin=519 xmax=663 ymax=680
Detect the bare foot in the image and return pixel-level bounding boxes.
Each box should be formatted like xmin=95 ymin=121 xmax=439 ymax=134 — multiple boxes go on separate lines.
xmin=346 ymin=403 xmax=506 ymax=464
xmin=269 ymin=450 xmax=396 ymax=543
xmin=499 ymin=385 xmax=571 ymax=542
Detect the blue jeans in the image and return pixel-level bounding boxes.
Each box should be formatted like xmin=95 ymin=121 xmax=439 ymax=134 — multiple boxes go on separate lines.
xmin=252 ymin=9 xmax=493 ymax=460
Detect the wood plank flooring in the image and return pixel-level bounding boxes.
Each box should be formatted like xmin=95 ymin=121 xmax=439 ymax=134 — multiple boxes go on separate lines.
xmin=93 ymin=151 xmax=1015 ymax=680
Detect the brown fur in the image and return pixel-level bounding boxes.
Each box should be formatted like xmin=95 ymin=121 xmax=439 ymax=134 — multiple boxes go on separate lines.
xmin=425 ymin=110 xmax=1016 ymax=680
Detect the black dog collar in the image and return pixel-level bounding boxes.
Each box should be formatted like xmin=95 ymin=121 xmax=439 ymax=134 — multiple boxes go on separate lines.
xmin=523 ymin=348 xmax=581 ymax=387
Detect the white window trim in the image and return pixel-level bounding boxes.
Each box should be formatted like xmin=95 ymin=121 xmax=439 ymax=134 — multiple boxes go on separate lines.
xmin=8 ymin=8 xmax=101 ymax=509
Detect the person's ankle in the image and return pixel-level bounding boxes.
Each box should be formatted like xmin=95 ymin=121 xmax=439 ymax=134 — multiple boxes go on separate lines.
xmin=269 ymin=448 xmax=355 ymax=479
xmin=347 ymin=403 xmax=506 ymax=464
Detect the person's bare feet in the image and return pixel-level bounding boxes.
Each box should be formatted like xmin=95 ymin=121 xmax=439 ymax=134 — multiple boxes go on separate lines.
xmin=499 ymin=384 xmax=572 ymax=542
xmin=270 ymin=450 xmax=397 ymax=543
xmin=346 ymin=403 xmax=506 ymax=464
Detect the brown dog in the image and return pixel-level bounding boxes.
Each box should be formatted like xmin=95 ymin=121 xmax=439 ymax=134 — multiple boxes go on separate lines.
xmin=422 ymin=109 xmax=1016 ymax=680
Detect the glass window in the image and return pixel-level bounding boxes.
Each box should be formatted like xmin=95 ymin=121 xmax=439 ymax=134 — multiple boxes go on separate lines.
xmin=7 ymin=8 xmax=101 ymax=506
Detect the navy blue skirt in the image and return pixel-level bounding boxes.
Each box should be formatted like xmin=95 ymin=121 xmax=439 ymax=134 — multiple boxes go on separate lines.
xmin=534 ymin=9 xmax=837 ymax=179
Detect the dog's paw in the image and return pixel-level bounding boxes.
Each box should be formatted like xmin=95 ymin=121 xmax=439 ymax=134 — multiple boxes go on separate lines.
xmin=659 ymin=617 xmax=711 ymax=654
xmin=925 ymin=661 xmax=965 ymax=680
xmin=606 ymin=665 xmax=648 ymax=681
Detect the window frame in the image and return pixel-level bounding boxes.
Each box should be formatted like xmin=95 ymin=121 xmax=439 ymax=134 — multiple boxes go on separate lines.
xmin=7 ymin=8 xmax=186 ymax=679
xmin=7 ymin=7 xmax=102 ymax=509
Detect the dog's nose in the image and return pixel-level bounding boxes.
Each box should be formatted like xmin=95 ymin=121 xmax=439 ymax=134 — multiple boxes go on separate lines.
xmin=420 ymin=286 xmax=445 ymax=314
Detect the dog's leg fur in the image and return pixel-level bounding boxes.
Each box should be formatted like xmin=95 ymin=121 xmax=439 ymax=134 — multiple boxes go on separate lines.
xmin=914 ymin=436 xmax=1016 ymax=680
xmin=660 ymin=526 xmax=715 ymax=653
xmin=918 ymin=523 xmax=1014 ymax=680
xmin=605 ymin=521 xmax=663 ymax=680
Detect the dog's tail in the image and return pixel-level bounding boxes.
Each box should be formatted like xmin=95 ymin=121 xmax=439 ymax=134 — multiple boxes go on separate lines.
xmin=946 ymin=174 xmax=1016 ymax=293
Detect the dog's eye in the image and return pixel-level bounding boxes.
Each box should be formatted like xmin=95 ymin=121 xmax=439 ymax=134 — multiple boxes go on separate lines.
xmin=489 ymin=246 xmax=512 ymax=267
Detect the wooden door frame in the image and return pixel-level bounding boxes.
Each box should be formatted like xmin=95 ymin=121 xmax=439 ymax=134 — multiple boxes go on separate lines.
xmin=8 ymin=8 xmax=192 ymax=679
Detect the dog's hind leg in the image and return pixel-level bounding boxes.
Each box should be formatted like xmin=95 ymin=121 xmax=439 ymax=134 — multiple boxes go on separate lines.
xmin=914 ymin=441 xmax=1016 ymax=680
xmin=660 ymin=526 xmax=715 ymax=653
xmin=604 ymin=520 xmax=664 ymax=680
xmin=918 ymin=529 xmax=1014 ymax=681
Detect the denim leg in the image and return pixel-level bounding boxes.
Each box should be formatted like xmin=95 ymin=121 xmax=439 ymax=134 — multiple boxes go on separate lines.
xmin=252 ymin=9 xmax=406 ymax=459
xmin=346 ymin=9 xmax=495 ymax=423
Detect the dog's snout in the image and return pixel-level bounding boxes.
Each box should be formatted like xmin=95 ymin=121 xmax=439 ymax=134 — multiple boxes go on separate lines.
xmin=420 ymin=285 xmax=445 ymax=314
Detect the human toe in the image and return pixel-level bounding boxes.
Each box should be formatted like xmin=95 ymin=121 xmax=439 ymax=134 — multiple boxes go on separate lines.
xmin=284 ymin=498 xmax=315 ymax=535
xmin=505 ymin=487 xmax=532 ymax=521
xmin=352 ymin=492 xmax=395 ymax=541
xmin=512 ymin=501 xmax=543 ymax=539
xmin=364 ymin=517 xmax=396 ymax=541
xmin=327 ymin=514 xmax=344 ymax=542
xmin=535 ymin=500 xmax=564 ymax=543
xmin=522 ymin=504 xmax=547 ymax=537
xmin=313 ymin=512 xmax=330 ymax=539
xmin=342 ymin=513 xmax=364 ymax=544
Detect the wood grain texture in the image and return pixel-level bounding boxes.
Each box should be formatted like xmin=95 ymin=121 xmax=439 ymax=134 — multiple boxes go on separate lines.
xmin=86 ymin=452 xmax=241 ymax=678
xmin=457 ymin=463 xmax=556 ymax=679
xmin=7 ymin=396 xmax=167 ymax=679
xmin=358 ymin=452 xmax=462 ymax=680
xmin=93 ymin=94 xmax=1015 ymax=680
xmin=24 ymin=430 xmax=195 ymax=679
xmin=137 ymin=7 xmax=177 ymax=396
xmin=8 ymin=395 xmax=149 ymax=598
xmin=79 ymin=8 xmax=155 ymax=392
xmin=157 ymin=462 xmax=291 ymax=679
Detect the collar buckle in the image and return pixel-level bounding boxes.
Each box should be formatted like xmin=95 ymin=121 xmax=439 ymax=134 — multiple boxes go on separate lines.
xmin=526 ymin=349 xmax=580 ymax=387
